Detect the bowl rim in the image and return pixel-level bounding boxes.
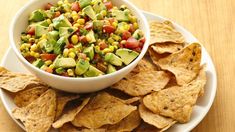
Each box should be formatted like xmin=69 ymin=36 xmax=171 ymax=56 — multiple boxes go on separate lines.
xmin=9 ymin=0 xmax=150 ymax=81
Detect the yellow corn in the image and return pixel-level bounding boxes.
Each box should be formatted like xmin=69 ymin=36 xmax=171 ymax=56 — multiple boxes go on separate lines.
xmin=72 ymin=15 xmax=79 ymax=21
xmin=45 ymin=60 xmax=52 ymax=66
xmin=100 ymin=10 xmax=107 ymax=17
xmin=120 ymin=40 xmax=127 ymax=45
xmin=112 ymin=22 xmax=118 ymax=28
xmin=30 ymin=51 xmax=36 ymax=57
xmin=63 ymin=48 xmax=69 ymax=57
xmin=108 ymin=37 xmax=114 ymax=44
xmin=102 ymin=48 xmax=112 ymax=54
xmin=112 ymin=41 xmax=119 ymax=46
xmin=77 ymin=19 xmax=85 ymax=25
xmin=30 ymin=44 xmax=37 ymax=51
xmin=73 ymin=23 xmax=80 ymax=28
xmin=58 ymin=0 xmax=63 ymax=6
xmin=71 ymin=35 xmax=79 ymax=44
xmin=109 ymin=46 xmax=115 ymax=52
xmin=20 ymin=44 xmax=26 ymax=51
xmin=130 ymin=16 xmax=137 ymax=23
xmin=67 ymin=69 xmax=75 ymax=76
xmin=49 ymin=64 xmax=55 ymax=69
xmin=34 ymin=53 xmax=40 ymax=58
xmin=46 ymin=19 xmax=52 ymax=24
xmin=68 ymin=52 xmax=76 ymax=58
xmin=133 ymin=22 xmax=139 ymax=30
xmin=41 ymin=34 xmax=47 ymax=39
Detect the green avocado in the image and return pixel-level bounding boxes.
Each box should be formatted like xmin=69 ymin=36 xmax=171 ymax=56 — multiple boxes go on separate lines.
xmin=38 ymin=38 xmax=53 ymax=53
xmin=47 ymin=31 xmax=59 ymax=41
xmin=35 ymin=25 xmax=49 ymax=38
xmin=86 ymin=30 xmax=96 ymax=43
xmin=29 ymin=9 xmax=46 ymax=22
xmin=79 ymin=0 xmax=92 ymax=8
xmin=116 ymin=48 xmax=139 ymax=65
xmin=33 ymin=59 xmax=44 ymax=68
xmin=54 ymin=37 xmax=68 ymax=54
xmin=132 ymin=29 xmax=143 ymax=40
xmin=83 ymin=46 xmax=94 ymax=60
xmin=104 ymin=53 xmax=123 ymax=66
xmin=52 ymin=15 xmax=72 ymax=29
xmin=75 ymin=59 xmax=90 ymax=75
xmin=93 ymin=20 xmax=104 ymax=31
xmin=84 ymin=65 xmax=104 ymax=77
xmin=59 ymin=27 xmax=78 ymax=38
xmin=83 ymin=5 xmax=96 ymax=20
xmin=54 ymin=58 xmax=76 ymax=68
xmin=112 ymin=10 xmax=129 ymax=22
xmin=93 ymin=0 xmax=106 ymax=13
xmin=107 ymin=64 xmax=116 ymax=74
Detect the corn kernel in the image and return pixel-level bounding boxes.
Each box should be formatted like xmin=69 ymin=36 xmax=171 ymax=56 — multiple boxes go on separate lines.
xmin=67 ymin=69 xmax=75 ymax=76
xmin=109 ymin=46 xmax=115 ymax=52
xmin=86 ymin=57 xmax=90 ymax=61
xmin=100 ymin=10 xmax=107 ymax=17
xmin=108 ymin=37 xmax=114 ymax=44
xmin=72 ymin=11 xmax=77 ymax=16
xmin=20 ymin=44 xmax=26 ymax=51
xmin=73 ymin=23 xmax=80 ymax=28
xmin=34 ymin=53 xmax=40 ymax=58
xmin=102 ymin=48 xmax=112 ymax=54
xmin=58 ymin=1 xmax=63 ymax=6
xmin=72 ymin=15 xmax=79 ymax=21
xmin=133 ymin=22 xmax=139 ymax=30
xmin=114 ymin=45 xmax=118 ymax=50
xmin=121 ymin=40 xmax=127 ymax=45
xmin=46 ymin=19 xmax=52 ymax=24
xmin=26 ymin=34 xmax=31 ymax=39
xmin=29 ymin=38 xmax=35 ymax=43
xmin=45 ymin=60 xmax=52 ymax=66
xmin=30 ymin=51 xmax=36 ymax=56
xmin=41 ymin=34 xmax=47 ymax=39
xmin=112 ymin=41 xmax=119 ymax=46
xmin=71 ymin=35 xmax=79 ymax=44
xmin=68 ymin=52 xmax=76 ymax=58
xmin=30 ymin=44 xmax=37 ymax=51
xmin=130 ymin=16 xmax=137 ymax=23
xmin=49 ymin=64 xmax=55 ymax=69
xmin=63 ymin=48 xmax=69 ymax=57
xmin=77 ymin=19 xmax=85 ymax=25
xmin=112 ymin=22 xmax=118 ymax=28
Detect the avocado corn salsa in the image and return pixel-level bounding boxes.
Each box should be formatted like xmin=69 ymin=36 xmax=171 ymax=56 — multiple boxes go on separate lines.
xmin=20 ymin=0 xmax=145 ymax=77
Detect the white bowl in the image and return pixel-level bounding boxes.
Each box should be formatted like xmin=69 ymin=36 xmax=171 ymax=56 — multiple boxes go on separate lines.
xmin=9 ymin=0 xmax=150 ymax=93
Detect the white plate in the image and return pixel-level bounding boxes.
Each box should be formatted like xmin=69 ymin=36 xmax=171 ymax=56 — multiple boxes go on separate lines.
xmin=0 ymin=11 xmax=217 ymax=132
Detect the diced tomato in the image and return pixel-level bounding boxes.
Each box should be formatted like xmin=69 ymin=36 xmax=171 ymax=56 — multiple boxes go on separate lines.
xmin=66 ymin=44 xmax=74 ymax=49
xmin=45 ymin=3 xmax=53 ymax=10
xmin=40 ymin=54 xmax=57 ymax=61
xmin=54 ymin=11 xmax=61 ymax=18
xmin=25 ymin=55 xmax=36 ymax=63
xmin=84 ymin=22 xmax=93 ymax=30
xmin=27 ymin=27 xmax=35 ymax=35
xmin=103 ymin=25 xmax=115 ymax=33
xmin=125 ymin=37 xmax=139 ymax=49
xmin=99 ymin=41 xmax=108 ymax=50
xmin=78 ymin=53 xmax=87 ymax=60
xmin=129 ymin=24 xmax=135 ymax=33
xmin=122 ymin=31 xmax=132 ymax=40
xmin=79 ymin=36 xmax=87 ymax=43
xmin=45 ymin=67 xmax=53 ymax=73
xmin=104 ymin=1 xmax=113 ymax=10
xmin=139 ymin=37 xmax=146 ymax=48
xmin=94 ymin=54 xmax=101 ymax=62
xmin=133 ymin=47 xmax=142 ymax=53
xmin=71 ymin=2 xmax=80 ymax=12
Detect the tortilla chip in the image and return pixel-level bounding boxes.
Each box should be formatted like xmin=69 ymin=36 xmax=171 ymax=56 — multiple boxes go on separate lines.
xmin=139 ymin=103 xmax=175 ymax=129
xmin=12 ymin=89 xmax=56 ymax=132
xmin=14 ymin=86 xmax=48 ymax=107
xmin=150 ymin=21 xmax=184 ymax=44
xmin=59 ymin=123 xmax=79 ymax=132
xmin=55 ymin=93 xmax=80 ymax=119
xmin=71 ymin=92 xmax=137 ymax=128
xmin=133 ymin=58 xmax=158 ymax=73
xmin=0 ymin=67 xmax=44 ymax=92
xmin=112 ymin=71 xmax=170 ymax=96
xmin=134 ymin=122 xmax=158 ymax=132
xmin=107 ymin=110 xmax=141 ymax=131
xmin=124 ymin=97 xmax=141 ymax=104
xmin=143 ymin=67 xmax=207 ymax=123
xmin=157 ymin=43 xmax=202 ymax=85
xmin=53 ymin=97 xmax=90 ymax=128
xmin=198 ymin=65 xmax=207 ymax=97
xmin=80 ymin=128 xmax=107 ymax=132
xmin=149 ymin=47 xmax=170 ymax=65
xmin=151 ymin=42 xmax=184 ymax=54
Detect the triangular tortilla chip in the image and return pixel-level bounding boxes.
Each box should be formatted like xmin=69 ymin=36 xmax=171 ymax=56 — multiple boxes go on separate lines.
xmin=143 ymin=67 xmax=207 ymax=123
xmin=12 ymin=89 xmax=56 ymax=132
xmin=14 ymin=86 xmax=48 ymax=107
xmin=150 ymin=21 xmax=184 ymax=44
xmin=53 ymin=97 xmax=90 ymax=128
xmin=71 ymin=92 xmax=137 ymax=128
xmin=157 ymin=43 xmax=202 ymax=85
xmin=112 ymin=71 xmax=170 ymax=96
xmin=0 ymin=67 xmax=45 ymax=92
xmin=59 ymin=123 xmax=79 ymax=132
xmin=139 ymin=103 xmax=176 ymax=129
xmin=149 ymin=47 xmax=170 ymax=66
xmin=151 ymin=42 xmax=184 ymax=54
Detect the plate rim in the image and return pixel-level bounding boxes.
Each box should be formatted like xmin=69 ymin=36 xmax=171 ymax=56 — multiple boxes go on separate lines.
xmin=0 ymin=11 xmax=217 ymax=132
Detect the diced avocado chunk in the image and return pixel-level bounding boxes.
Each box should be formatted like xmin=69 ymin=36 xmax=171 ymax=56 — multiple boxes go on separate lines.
xmin=54 ymin=58 xmax=76 ymax=68
xmin=29 ymin=10 xmax=46 ymax=22
xmin=93 ymin=20 xmax=104 ymax=31
xmin=83 ymin=6 xmax=96 ymax=20
xmin=83 ymin=46 xmax=94 ymax=60
xmin=79 ymin=0 xmax=92 ymax=8
xmin=35 ymin=25 xmax=48 ymax=38
xmin=86 ymin=30 xmax=96 ymax=43
xmin=53 ymin=15 xmax=72 ymax=29
xmin=104 ymin=53 xmax=123 ymax=66
xmin=132 ymin=29 xmax=143 ymax=40
xmin=55 ymin=67 xmax=65 ymax=74
xmin=93 ymin=0 xmax=106 ymax=13
xmin=75 ymin=59 xmax=90 ymax=75
xmin=54 ymin=37 xmax=68 ymax=54
xmin=33 ymin=59 xmax=44 ymax=68
xmin=84 ymin=65 xmax=104 ymax=77
xmin=45 ymin=39 xmax=56 ymax=53
xmin=107 ymin=64 xmax=116 ymax=74
xmin=47 ymin=31 xmax=59 ymax=41
xmin=59 ymin=27 xmax=77 ymax=38
xmin=112 ymin=10 xmax=129 ymax=22
xmin=116 ymin=48 xmax=139 ymax=65
xmin=116 ymin=22 xmax=130 ymax=34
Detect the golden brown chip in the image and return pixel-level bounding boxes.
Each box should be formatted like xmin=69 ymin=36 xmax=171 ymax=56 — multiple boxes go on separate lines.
xmin=53 ymin=97 xmax=90 ymax=128
xmin=12 ymin=89 xmax=56 ymax=132
xmin=13 ymin=86 xmax=48 ymax=107
xmin=112 ymin=71 xmax=170 ymax=96
xmin=107 ymin=110 xmax=141 ymax=132
xmin=80 ymin=128 xmax=106 ymax=132
xmin=157 ymin=43 xmax=202 ymax=85
xmin=135 ymin=122 xmax=158 ymax=132
xmin=151 ymin=42 xmax=184 ymax=54
xmin=124 ymin=97 xmax=141 ymax=104
xmin=143 ymin=67 xmax=207 ymax=123
xmin=149 ymin=21 xmax=185 ymax=44
xmin=139 ymin=103 xmax=176 ymax=129
xmin=133 ymin=58 xmax=158 ymax=73
xmin=0 ymin=67 xmax=45 ymax=92
xmin=71 ymin=92 xmax=137 ymax=128
xmin=149 ymin=47 xmax=170 ymax=65
xmin=55 ymin=94 xmax=80 ymax=119
xmin=59 ymin=123 xmax=79 ymax=132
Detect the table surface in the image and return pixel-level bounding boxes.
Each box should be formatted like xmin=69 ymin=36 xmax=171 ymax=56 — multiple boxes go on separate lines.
xmin=0 ymin=0 xmax=234 ymax=131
